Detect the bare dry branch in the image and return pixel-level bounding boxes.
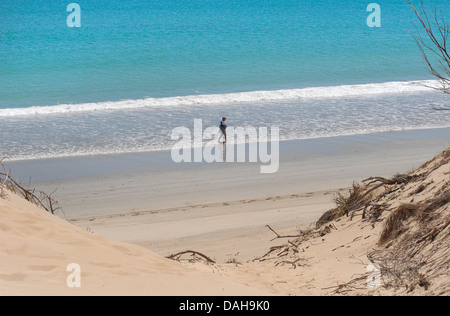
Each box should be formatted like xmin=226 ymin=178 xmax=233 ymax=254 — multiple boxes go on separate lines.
xmin=166 ymin=250 xmax=216 ymax=264
xmin=265 ymin=225 xmax=302 ymax=241
xmin=407 ymin=0 xmax=450 ymax=94
xmin=0 ymin=159 xmax=62 ymax=215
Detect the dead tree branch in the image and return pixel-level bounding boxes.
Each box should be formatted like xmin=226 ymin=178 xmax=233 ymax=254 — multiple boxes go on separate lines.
xmin=0 ymin=159 xmax=62 ymax=215
xmin=266 ymin=225 xmax=302 ymax=241
xmin=407 ymin=0 xmax=450 ymax=96
xmin=166 ymin=250 xmax=216 ymax=264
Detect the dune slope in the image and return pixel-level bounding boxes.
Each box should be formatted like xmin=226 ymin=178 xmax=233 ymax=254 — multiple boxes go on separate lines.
xmin=0 ymin=188 xmax=268 ymax=296
xmin=216 ymin=148 xmax=449 ymax=296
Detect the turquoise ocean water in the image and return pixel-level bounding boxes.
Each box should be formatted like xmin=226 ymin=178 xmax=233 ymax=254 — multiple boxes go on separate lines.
xmin=1 ymin=0 xmax=449 ymax=160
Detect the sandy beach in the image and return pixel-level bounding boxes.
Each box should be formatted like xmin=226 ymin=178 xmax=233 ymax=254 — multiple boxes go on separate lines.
xmin=0 ymin=190 xmax=270 ymax=296
xmin=3 ymin=0 xmax=450 ymax=298
xmin=1 ymin=127 xmax=449 ymax=295
xmin=8 ymin=128 xmax=450 ymax=263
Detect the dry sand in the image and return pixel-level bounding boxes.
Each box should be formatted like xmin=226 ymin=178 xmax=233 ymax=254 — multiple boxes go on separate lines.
xmin=0 ymin=190 xmax=270 ymax=296
xmin=214 ymin=148 xmax=449 ymax=296
xmin=1 ymin=129 xmax=449 ymax=295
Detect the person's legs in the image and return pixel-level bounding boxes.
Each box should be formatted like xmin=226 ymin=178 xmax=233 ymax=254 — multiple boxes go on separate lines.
xmin=219 ymin=128 xmax=227 ymax=143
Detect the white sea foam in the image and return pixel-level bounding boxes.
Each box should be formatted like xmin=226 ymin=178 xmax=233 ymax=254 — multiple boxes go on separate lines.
xmin=0 ymin=80 xmax=439 ymax=118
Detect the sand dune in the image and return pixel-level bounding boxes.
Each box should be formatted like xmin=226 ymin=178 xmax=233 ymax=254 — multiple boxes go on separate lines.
xmin=1 ymin=147 xmax=448 ymax=296
xmin=0 ymin=190 xmax=269 ymax=296
xmin=213 ymin=148 xmax=449 ymax=295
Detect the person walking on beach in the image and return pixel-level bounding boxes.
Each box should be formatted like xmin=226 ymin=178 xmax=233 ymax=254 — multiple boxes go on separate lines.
xmin=219 ymin=117 xmax=227 ymax=143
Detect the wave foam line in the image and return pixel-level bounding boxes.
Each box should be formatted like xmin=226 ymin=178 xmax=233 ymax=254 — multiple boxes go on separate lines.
xmin=0 ymin=80 xmax=439 ymax=117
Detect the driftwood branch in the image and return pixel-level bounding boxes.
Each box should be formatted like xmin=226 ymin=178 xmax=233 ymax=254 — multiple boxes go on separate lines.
xmin=266 ymin=225 xmax=301 ymax=241
xmin=166 ymin=250 xmax=216 ymax=264
xmin=363 ymin=175 xmax=412 ymax=186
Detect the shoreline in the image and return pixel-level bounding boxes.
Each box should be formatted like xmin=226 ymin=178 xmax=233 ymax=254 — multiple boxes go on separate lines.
xmin=10 ymin=127 xmax=450 ymax=183
xmin=8 ymin=127 xmax=449 ymax=262
xmin=1 ymin=128 xmax=449 ymax=295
